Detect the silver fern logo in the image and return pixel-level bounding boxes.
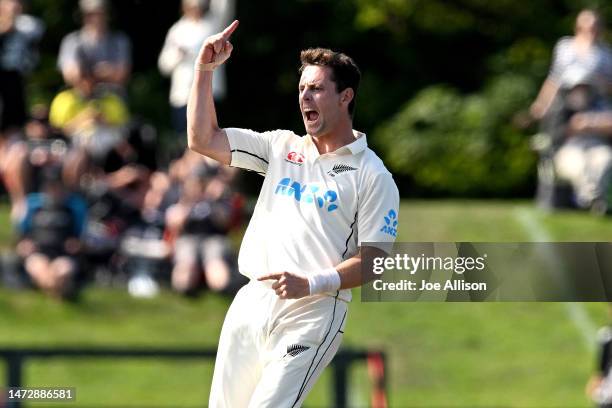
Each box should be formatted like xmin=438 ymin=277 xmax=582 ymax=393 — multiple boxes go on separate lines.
xmin=327 ymin=164 xmax=358 ymax=177
xmin=284 ymin=344 xmax=310 ymax=358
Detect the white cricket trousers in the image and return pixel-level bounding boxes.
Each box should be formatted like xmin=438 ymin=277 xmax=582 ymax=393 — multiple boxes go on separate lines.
xmin=209 ymin=279 xmax=348 ymax=407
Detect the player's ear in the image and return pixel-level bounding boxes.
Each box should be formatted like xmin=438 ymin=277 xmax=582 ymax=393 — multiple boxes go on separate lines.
xmin=340 ymin=88 xmax=354 ymax=109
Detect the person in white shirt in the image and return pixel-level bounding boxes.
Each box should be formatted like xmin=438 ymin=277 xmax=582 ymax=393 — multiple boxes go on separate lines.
xmin=188 ymin=21 xmax=399 ymax=407
xmin=530 ymin=9 xmax=612 ymax=213
xmin=159 ymin=0 xmax=234 ymax=134
xmin=530 ymin=9 xmax=612 ymax=120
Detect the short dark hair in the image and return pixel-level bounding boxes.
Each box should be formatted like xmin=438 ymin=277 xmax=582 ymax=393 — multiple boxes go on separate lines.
xmin=299 ymin=48 xmax=361 ymax=115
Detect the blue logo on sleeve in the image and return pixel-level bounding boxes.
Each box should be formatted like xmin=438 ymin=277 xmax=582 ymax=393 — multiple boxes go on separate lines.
xmin=274 ymin=177 xmax=338 ymax=212
xmin=380 ymin=209 xmax=398 ymax=237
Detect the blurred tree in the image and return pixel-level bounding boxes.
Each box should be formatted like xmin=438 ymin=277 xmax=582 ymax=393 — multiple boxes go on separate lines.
xmin=375 ymin=74 xmax=537 ymax=196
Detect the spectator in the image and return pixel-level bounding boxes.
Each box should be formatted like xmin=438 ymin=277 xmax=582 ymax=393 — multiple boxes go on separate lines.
xmin=165 ymin=165 xmax=239 ymax=295
xmin=553 ymin=77 xmax=612 ymax=214
xmin=49 ymin=50 xmax=129 ymax=163
xmin=119 ymin=210 xmax=170 ymax=299
xmin=18 ymin=106 xmax=67 ymax=190
xmin=48 ymin=62 xmax=160 ymax=283
xmin=3 ymin=105 xmax=76 ymax=225
xmin=16 ymin=165 xmax=87 ymax=299
xmin=530 ymin=9 xmax=612 ymax=120
xmin=158 ymin=0 xmax=234 ymax=135
xmin=587 ymin=308 xmax=612 ymax=408
xmin=529 ymin=9 xmax=612 ymax=213
xmin=0 ymin=0 xmax=44 ymax=218
xmin=0 ymin=0 xmax=43 ymax=138
xmin=57 ymin=0 xmax=131 ymax=95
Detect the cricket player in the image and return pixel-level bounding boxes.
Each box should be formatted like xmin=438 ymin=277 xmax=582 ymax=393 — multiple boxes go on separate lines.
xmin=187 ymin=20 xmax=399 ymax=407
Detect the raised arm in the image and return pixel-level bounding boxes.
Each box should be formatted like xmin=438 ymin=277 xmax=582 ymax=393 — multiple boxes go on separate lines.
xmin=187 ymin=20 xmax=239 ymax=165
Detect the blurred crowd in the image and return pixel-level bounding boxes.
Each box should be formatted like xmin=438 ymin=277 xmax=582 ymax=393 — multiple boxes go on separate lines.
xmin=3 ymin=1 xmax=611 ymax=302
xmin=0 ymin=0 xmax=246 ymax=300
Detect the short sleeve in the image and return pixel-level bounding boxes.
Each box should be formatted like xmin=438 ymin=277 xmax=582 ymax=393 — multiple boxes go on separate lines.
xmin=548 ymin=37 xmax=570 ymax=84
xmin=158 ymin=26 xmax=180 ymax=75
xmin=357 ymin=171 xmax=400 ymax=253
xmin=225 ymin=128 xmax=274 ymax=175
xmin=57 ymin=33 xmax=78 ymax=70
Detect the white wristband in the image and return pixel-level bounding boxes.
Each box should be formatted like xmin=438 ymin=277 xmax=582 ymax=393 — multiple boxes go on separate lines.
xmin=307 ymin=268 xmax=341 ymax=295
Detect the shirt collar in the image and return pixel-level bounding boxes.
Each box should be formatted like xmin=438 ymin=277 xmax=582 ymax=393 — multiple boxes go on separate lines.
xmin=341 ymin=130 xmax=368 ymax=154
xmin=304 ymin=130 xmax=367 ymax=156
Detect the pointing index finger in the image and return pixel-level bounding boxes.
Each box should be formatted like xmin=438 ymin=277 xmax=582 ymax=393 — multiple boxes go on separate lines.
xmin=258 ymin=272 xmax=282 ymax=281
xmin=222 ymin=20 xmax=239 ymax=40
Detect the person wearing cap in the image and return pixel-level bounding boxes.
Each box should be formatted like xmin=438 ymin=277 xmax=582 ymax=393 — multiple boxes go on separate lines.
xmin=158 ymin=0 xmax=234 ymax=136
xmin=57 ymin=0 xmax=131 ymax=95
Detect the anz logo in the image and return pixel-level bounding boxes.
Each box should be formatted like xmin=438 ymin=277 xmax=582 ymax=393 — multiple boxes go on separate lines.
xmin=274 ymin=177 xmax=339 ymax=212
xmin=380 ymin=209 xmax=398 ymax=237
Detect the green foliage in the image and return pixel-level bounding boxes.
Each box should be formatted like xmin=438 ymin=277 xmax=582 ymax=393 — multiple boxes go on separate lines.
xmin=487 ymin=37 xmax=552 ymax=80
xmin=375 ymin=75 xmax=538 ymax=195
xmin=352 ymin=0 xmax=586 ymax=41
xmin=127 ymin=70 xmax=171 ymax=129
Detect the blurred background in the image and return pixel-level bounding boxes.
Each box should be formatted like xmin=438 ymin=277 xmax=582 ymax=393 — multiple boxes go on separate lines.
xmin=1 ymin=0 xmax=612 ymax=407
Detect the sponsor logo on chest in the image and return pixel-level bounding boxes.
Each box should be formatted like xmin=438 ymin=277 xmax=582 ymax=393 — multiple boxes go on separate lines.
xmin=274 ymin=177 xmax=339 ymax=212
xmin=285 ymin=151 xmax=305 ymax=166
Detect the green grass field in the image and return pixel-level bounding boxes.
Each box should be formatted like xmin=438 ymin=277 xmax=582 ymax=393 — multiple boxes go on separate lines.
xmin=1 ymin=200 xmax=611 ymax=407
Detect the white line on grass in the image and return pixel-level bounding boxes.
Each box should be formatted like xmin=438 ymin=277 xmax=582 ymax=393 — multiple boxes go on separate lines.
xmin=514 ymin=207 xmax=597 ymax=352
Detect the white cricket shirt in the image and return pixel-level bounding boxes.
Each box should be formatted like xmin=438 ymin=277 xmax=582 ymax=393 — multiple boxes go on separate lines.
xmin=226 ymin=128 xmax=400 ymax=301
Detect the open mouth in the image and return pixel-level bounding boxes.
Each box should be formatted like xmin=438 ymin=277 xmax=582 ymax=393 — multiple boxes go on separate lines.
xmin=304 ymin=109 xmax=319 ymax=123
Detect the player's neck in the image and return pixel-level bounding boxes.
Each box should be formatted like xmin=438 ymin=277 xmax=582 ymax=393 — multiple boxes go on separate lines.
xmin=310 ymin=120 xmax=355 ymax=155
